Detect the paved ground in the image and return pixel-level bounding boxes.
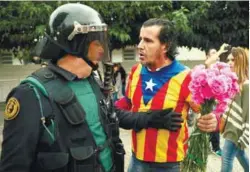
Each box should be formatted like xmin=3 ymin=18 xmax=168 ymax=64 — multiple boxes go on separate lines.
xmin=0 ymin=103 xmax=246 ymax=171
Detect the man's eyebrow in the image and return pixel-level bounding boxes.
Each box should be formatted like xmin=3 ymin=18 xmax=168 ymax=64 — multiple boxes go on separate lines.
xmin=144 ymin=37 xmax=153 ymax=42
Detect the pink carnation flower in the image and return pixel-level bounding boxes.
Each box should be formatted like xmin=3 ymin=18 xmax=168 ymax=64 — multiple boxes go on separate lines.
xmin=189 ymin=62 xmax=239 ymax=116
xmin=208 ymin=75 xmax=229 ymax=96
xmin=199 ymin=83 xmax=214 ymax=100
xmin=213 ymin=100 xmax=229 ymax=115
xmin=211 ymin=62 xmax=230 ymax=70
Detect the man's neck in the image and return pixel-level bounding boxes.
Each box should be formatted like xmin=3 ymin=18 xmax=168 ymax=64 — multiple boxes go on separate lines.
xmin=57 ymin=55 xmax=92 ymax=79
xmin=148 ymin=58 xmax=173 ymax=71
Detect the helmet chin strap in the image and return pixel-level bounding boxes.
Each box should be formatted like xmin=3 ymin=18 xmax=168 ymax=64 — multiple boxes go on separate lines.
xmin=84 ymin=57 xmax=98 ymax=70
xmin=76 ymin=54 xmax=98 ymax=70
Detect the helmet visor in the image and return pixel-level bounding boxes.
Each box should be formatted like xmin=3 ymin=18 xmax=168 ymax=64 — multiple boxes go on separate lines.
xmin=68 ymin=22 xmax=111 ymax=64
xmin=86 ymin=31 xmax=110 ymax=65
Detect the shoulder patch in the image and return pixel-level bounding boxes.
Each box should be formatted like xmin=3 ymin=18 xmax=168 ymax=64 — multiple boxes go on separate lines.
xmin=4 ymin=97 xmax=20 ymax=120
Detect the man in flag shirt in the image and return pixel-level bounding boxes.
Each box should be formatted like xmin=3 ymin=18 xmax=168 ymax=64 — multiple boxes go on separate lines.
xmin=115 ymin=18 xmax=218 ymax=172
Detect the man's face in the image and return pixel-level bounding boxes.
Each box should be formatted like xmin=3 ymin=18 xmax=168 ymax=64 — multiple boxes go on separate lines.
xmin=137 ymin=25 xmax=166 ymax=68
xmin=87 ymin=40 xmax=104 ymax=65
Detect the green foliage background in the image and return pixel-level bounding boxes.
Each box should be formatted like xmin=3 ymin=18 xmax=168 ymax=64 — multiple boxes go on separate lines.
xmin=0 ymin=1 xmax=248 ymax=61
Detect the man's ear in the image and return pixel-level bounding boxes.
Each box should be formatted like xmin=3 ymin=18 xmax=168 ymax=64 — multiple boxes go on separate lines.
xmin=162 ymin=43 xmax=168 ymax=54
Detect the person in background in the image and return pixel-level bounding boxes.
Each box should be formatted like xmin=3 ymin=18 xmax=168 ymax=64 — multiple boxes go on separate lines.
xmin=205 ymin=44 xmax=231 ymax=156
xmin=205 ymin=47 xmax=222 ymax=156
xmin=113 ymin=63 xmax=123 ymax=102
xmin=117 ymin=63 xmax=127 ymax=95
xmin=221 ymin=47 xmax=249 ymax=172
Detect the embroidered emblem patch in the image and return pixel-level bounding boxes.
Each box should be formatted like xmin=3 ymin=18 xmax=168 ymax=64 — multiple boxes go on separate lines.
xmin=4 ymin=97 xmax=20 ymax=120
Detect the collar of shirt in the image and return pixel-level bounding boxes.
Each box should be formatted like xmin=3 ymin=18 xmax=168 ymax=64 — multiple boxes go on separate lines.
xmin=146 ymin=59 xmax=176 ymax=72
xmin=48 ymin=62 xmax=78 ymax=81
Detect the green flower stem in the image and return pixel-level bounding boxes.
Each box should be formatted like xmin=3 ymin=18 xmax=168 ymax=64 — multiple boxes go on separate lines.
xmin=182 ymin=99 xmax=215 ymax=172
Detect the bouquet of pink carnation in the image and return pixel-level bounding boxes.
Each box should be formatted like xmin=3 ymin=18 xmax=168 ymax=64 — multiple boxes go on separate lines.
xmin=182 ymin=62 xmax=239 ymax=172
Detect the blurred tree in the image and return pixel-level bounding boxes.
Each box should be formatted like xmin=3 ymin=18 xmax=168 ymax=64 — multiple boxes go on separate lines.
xmin=83 ymin=1 xmax=174 ymax=50
xmin=0 ymin=2 xmax=61 ymax=48
xmin=0 ymin=1 xmax=61 ymax=62
xmin=178 ymin=1 xmax=249 ymax=50
xmin=0 ymin=1 xmax=248 ymax=61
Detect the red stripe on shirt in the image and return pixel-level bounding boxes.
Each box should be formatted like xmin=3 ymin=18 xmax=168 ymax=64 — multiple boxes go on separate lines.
xmin=181 ymin=73 xmax=191 ymax=155
xmin=167 ymin=75 xmax=191 ymax=161
xmin=143 ymin=82 xmax=169 ymax=161
xmin=131 ymin=75 xmax=143 ymax=155
xmin=183 ymin=124 xmax=189 ymax=154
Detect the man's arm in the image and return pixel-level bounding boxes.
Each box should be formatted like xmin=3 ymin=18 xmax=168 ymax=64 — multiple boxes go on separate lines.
xmin=115 ymin=97 xmax=183 ymax=131
xmin=0 ymin=84 xmax=44 ymax=172
xmin=115 ymin=96 xmax=143 ymax=130
xmin=205 ymin=43 xmax=230 ymax=68
xmin=115 ymin=65 xmax=183 ymax=131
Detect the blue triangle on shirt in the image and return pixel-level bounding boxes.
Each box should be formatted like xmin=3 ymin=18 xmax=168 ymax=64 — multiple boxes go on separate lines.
xmin=140 ymin=60 xmax=186 ymax=105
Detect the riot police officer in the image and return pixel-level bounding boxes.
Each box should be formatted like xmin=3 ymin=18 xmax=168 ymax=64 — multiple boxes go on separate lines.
xmin=0 ymin=3 xmax=183 ymax=172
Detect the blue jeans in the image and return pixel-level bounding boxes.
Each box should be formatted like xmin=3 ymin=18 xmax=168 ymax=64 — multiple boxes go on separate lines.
xmin=128 ymin=154 xmax=180 ymax=172
xmin=221 ymin=139 xmax=249 ymax=172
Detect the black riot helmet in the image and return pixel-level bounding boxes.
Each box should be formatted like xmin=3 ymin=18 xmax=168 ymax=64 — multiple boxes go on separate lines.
xmin=34 ymin=3 xmax=110 ymax=69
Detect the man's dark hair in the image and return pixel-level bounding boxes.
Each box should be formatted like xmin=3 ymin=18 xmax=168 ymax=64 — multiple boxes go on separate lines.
xmin=205 ymin=48 xmax=216 ymax=56
xmin=142 ymin=18 xmax=178 ymax=61
xmin=219 ymin=46 xmax=232 ymax=63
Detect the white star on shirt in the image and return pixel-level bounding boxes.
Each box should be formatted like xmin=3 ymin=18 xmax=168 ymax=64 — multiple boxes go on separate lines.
xmin=145 ymin=78 xmax=157 ymax=92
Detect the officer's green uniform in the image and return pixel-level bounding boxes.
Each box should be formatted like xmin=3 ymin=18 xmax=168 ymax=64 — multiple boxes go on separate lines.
xmin=1 ymin=63 xmax=117 ymax=172
xmin=67 ymin=79 xmax=113 ymax=171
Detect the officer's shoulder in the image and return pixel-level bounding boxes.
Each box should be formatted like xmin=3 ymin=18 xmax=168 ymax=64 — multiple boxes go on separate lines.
xmin=4 ymin=83 xmax=35 ymax=120
xmin=32 ymin=66 xmax=53 ymax=77
xmin=6 ymin=83 xmax=33 ymax=102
